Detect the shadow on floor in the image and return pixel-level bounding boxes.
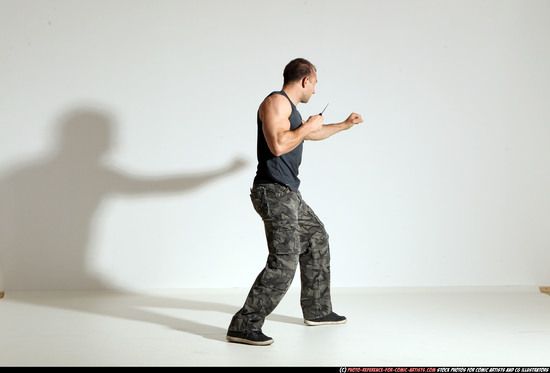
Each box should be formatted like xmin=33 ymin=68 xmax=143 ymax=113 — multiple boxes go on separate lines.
xmin=5 ymin=289 xmax=303 ymax=342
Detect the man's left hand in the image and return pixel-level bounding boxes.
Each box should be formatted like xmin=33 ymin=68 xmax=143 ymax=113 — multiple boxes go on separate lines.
xmin=344 ymin=113 xmax=364 ymax=129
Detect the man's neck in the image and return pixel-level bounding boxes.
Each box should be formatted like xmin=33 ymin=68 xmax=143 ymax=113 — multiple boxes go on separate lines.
xmin=282 ymin=85 xmax=302 ymax=107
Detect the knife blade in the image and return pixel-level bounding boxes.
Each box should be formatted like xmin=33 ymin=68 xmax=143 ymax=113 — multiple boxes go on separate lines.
xmin=320 ymin=103 xmax=329 ymax=116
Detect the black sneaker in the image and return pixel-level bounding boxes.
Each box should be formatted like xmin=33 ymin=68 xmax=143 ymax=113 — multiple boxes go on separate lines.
xmin=226 ymin=330 xmax=274 ymax=346
xmin=304 ymin=312 xmax=347 ymax=326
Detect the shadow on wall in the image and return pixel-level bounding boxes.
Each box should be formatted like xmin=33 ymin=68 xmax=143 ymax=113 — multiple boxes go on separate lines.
xmin=0 ymin=108 xmax=305 ymax=342
xmin=0 ymin=108 xmax=247 ymax=291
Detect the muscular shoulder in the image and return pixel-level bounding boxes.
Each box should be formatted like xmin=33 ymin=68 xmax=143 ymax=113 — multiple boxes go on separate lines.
xmin=259 ymin=93 xmax=292 ymax=122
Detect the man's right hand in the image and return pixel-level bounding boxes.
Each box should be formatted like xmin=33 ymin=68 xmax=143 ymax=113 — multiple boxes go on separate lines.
xmin=304 ymin=114 xmax=324 ymax=134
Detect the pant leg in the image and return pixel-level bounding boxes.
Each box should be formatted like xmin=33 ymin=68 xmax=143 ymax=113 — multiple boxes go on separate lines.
xmin=228 ymin=184 xmax=301 ymax=332
xmin=297 ymin=194 xmax=333 ymax=320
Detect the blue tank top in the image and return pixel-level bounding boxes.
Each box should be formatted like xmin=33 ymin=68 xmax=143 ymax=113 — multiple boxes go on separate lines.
xmin=253 ymin=91 xmax=303 ymax=191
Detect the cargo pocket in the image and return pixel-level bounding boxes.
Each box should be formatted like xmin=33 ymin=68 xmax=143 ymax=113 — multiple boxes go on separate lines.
xmin=267 ymin=221 xmax=300 ymax=256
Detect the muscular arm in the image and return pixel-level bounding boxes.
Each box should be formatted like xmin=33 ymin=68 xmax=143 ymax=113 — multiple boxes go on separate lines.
xmin=259 ymin=94 xmax=323 ymax=156
xmin=305 ymin=113 xmax=364 ymax=141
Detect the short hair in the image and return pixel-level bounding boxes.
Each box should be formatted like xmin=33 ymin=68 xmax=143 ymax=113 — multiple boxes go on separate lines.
xmin=283 ymin=58 xmax=316 ymax=85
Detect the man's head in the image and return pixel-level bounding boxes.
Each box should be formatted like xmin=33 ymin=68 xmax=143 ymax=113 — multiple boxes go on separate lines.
xmin=283 ymin=58 xmax=317 ymax=103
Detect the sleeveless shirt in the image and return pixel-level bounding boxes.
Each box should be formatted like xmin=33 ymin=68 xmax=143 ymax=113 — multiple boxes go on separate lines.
xmin=253 ymin=91 xmax=303 ymax=191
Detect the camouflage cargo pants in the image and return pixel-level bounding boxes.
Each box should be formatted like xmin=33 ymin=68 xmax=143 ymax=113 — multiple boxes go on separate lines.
xmin=228 ymin=183 xmax=332 ymax=332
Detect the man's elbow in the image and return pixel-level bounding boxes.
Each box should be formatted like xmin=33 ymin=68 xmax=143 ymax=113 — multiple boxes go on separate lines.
xmin=269 ymin=143 xmax=286 ymax=157
xmin=271 ymin=147 xmax=286 ymax=157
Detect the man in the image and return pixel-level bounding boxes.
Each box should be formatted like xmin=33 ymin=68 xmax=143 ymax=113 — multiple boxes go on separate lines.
xmin=226 ymin=58 xmax=363 ymax=346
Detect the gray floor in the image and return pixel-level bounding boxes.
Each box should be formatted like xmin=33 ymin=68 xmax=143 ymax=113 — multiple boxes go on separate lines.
xmin=1 ymin=287 xmax=549 ymax=366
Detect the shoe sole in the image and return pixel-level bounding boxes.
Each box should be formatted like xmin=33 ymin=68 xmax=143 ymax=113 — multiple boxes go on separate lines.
xmin=304 ymin=319 xmax=347 ymax=326
xmin=226 ymin=335 xmax=274 ymax=346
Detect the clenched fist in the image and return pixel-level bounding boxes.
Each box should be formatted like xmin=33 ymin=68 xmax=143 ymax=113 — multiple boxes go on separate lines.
xmin=343 ymin=113 xmax=363 ymax=129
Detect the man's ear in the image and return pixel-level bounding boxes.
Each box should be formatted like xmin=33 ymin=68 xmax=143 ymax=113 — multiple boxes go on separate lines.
xmin=301 ymin=76 xmax=309 ymax=88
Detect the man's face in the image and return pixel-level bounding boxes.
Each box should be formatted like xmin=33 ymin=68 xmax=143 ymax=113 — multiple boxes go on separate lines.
xmin=301 ymin=71 xmax=317 ymax=103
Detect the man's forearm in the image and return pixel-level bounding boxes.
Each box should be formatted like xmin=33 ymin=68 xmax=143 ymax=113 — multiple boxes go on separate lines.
xmin=305 ymin=122 xmax=347 ymax=141
xmin=268 ymin=125 xmax=311 ymax=156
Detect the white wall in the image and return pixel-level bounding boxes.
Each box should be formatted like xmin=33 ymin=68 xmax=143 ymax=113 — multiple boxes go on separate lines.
xmin=1 ymin=0 xmax=549 ymax=290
